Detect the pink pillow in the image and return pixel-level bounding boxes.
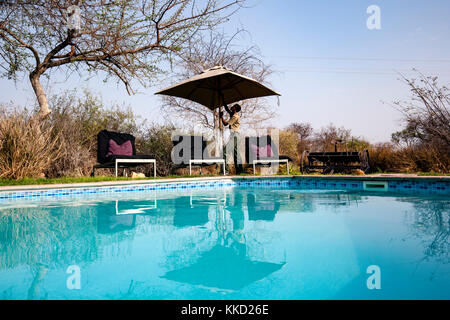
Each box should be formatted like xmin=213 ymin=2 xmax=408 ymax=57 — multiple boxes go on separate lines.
xmin=250 ymin=144 xmax=273 ymax=158
xmin=107 ymin=139 xmax=133 ymax=157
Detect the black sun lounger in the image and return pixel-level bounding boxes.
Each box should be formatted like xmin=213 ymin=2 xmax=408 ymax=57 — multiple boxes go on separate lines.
xmin=172 ymin=135 xmax=225 ymax=175
xmin=245 ymin=135 xmax=292 ymax=174
xmin=91 ymin=130 xmax=156 ymax=177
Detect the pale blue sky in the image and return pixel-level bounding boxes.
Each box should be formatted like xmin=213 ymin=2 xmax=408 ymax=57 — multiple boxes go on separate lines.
xmin=1 ymin=0 xmax=450 ymax=142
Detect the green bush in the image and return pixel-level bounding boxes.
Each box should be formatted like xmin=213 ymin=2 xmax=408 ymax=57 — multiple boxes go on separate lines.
xmin=137 ymin=124 xmax=176 ymax=176
xmin=45 ymin=90 xmax=143 ymax=177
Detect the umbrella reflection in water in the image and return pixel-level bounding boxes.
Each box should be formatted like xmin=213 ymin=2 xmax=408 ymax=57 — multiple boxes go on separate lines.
xmin=162 ymin=191 xmax=285 ymax=292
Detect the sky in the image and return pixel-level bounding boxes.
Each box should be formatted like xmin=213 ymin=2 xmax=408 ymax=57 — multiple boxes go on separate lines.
xmin=1 ymin=0 xmax=450 ymax=143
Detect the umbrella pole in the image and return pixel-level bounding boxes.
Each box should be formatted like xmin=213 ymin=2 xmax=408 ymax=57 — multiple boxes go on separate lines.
xmin=218 ymin=86 xmax=225 ymax=161
xmin=213 ymin=108 xmax=221 ymax=157
xmin=219 ymin=106 xmax=224 ymax=155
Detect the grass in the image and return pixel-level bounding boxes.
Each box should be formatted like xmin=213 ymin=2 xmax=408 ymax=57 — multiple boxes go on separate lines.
xmin=417 ymin=172 xmax=450 ymax=176
xmin=0 ymin=175 xmax=216 ymax=186
xmin=0 ymin=176 xmax=146 ymax=186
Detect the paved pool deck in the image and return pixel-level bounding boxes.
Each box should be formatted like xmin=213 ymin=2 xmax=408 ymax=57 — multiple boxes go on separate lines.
xmin=0 ymin=174 xmax=449 ymax=192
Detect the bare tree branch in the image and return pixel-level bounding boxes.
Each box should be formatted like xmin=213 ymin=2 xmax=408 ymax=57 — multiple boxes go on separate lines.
xmin=160 ymin=29 xmax=277 ymax=133
xmin=393 ymin=71 xmax=450 ymax=152
xmin=0 ymin=0 xmax=247 ymax=117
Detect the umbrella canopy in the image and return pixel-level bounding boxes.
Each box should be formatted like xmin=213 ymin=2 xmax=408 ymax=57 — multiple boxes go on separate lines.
xmin=155 ymin=66 xmax=281 ymax=110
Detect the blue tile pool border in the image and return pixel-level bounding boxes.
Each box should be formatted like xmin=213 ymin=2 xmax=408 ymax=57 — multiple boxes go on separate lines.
xmin=292 ymin=176 xmax=450 ymax=195
xmin=0 ymin=176 xmax=448 ymax=202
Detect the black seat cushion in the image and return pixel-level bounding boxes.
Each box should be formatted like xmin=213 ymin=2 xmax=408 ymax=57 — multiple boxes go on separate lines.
xmin=97 ymin=130 xmax=137 ymax=164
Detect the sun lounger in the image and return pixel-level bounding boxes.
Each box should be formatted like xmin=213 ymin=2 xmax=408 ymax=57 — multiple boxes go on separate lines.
xmin=245 ymin=135 xmax=292 ymax=174
xmin=91 ymin=130 xmax=156 ymax=177
xmin=172 ymin=135 xmax=225 ymax=175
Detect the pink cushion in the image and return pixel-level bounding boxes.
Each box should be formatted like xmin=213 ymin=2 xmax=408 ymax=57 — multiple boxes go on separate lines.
xmin=250 ymin=144 xmax=273 ymax=158
xmin=107 ymin=139 xmax=133 ymax=157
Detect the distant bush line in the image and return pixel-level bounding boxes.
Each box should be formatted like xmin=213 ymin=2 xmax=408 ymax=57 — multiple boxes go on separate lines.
xmin=1 ymin=77 xmax=449 ymax=180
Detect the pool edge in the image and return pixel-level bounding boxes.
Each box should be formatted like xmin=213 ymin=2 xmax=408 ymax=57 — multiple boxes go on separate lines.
xmin=1 ymin=174 xmax=449 ymax=192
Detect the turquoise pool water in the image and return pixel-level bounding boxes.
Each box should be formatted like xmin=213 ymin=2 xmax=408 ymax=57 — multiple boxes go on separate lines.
xmin=0 ymin=186 xmax=449 ymax=300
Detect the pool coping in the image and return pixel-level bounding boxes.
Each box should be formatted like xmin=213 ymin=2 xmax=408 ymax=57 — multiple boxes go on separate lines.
xmin=0 ymin=174 xmax=449 ymax=192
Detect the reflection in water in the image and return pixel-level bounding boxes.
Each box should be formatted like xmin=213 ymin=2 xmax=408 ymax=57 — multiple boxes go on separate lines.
xmin=0 ymin=190 xmax=287 ymax=297
xmin=97 ymin=213 xmax=136 ymax=234
xmin=173 ymin=197 xmax=209 ymax=228
xmin=27 ymin=265 xmax=47 ymax=300
xmin=115 ymin=198 xmax=157 ymax=215
xmin=0 ymin=188 xmax=448 ymax=299
xmin=405 ymin=198 xmax=450 ymax=264
xmin=0 ymin=205 xmax=102 ymax=269
xmin=163 ymin=245 xmax=284 ymax=292
xmin=163 ymin=191 xmax=285 ymax=292
xmin=247 ymin=193 xmax=280 ymax=221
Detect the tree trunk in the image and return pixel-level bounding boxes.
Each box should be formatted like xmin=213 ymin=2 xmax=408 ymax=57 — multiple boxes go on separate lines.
xmin=30 ymin=72 xmax=51 ymax=118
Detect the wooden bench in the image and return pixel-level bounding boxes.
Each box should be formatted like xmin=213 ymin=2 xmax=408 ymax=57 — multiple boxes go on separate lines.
xmin=301 ymin=150 xmax=369 ymax=174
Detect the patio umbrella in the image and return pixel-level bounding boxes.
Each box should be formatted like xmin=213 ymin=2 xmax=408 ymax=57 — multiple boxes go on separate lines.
xmin=155 ymin=65 xmax=281 ymax=110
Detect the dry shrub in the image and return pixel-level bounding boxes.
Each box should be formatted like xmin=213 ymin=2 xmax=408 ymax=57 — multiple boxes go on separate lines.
xmin=172 ymin=164 xmax=220 ymax=176
xmin=368 ymin=143 xmax=450 ymax=173
xmin=368 ymin=143 xmax=407 ymax=173
xmin=0 ymin=90 xmax=145 ymax=179
xmin=0 ymin=111 xmax=64 ymax=179
xmin=47 ymin=138 xmax=95 ymax=178
xmin=404 ymin=146 xmax=450 ymax=173
xmin=45 ymin=101 xmax=96 ymax=177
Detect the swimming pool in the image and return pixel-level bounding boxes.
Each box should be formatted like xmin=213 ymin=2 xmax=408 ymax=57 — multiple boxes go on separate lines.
xmin=0 ymin=177 xmax=449 ymax=300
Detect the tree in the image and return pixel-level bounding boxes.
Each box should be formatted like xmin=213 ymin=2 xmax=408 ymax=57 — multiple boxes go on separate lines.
xmin=285 ymin=122 xmax=369 ymax=156
xmin=160 ymin=30 xmax=276 ymax=133
xmin=391 ymin=123 xmax=419 ymax=148
xmin=285 ymin=122 xmax=313 ymax=153
xmin=0 ymin=0 xmax=246 ymax=118
xmin=313 ymin=123 xmax=352 ymax=152
xmin=393 ymin=72 xmax=450 ymax=151
xmin=388 ymin=72 xmax=450 ymax=173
